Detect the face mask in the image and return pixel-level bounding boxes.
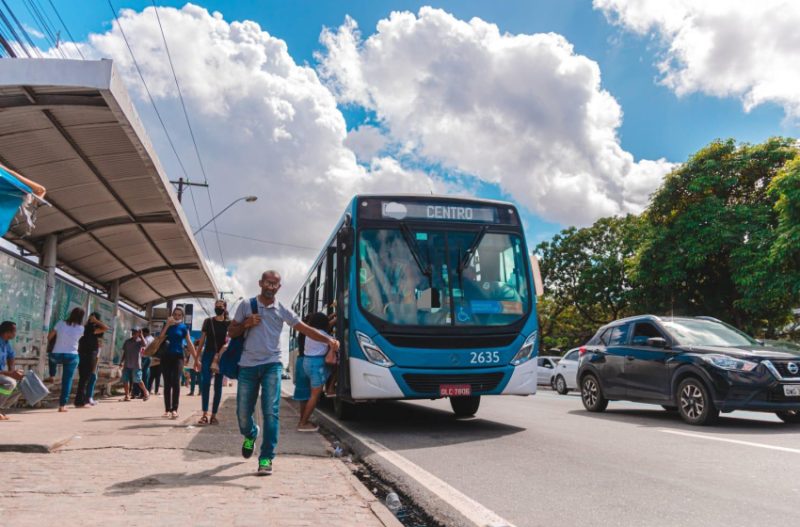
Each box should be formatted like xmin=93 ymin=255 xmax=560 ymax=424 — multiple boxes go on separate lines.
xmin=214 ymin=307 xmax=225 ymax=316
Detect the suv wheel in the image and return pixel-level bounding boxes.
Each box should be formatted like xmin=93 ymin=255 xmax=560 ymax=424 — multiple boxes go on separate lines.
xmin=555 ymin=375 xmax=569 ymax=395
xmin=677 ymin=378 xmax=719 ymax=426
xmin=580 ymin=374 xmax=608 ymax=412
xmin=776 ymin=410 xmax=800 ymax=424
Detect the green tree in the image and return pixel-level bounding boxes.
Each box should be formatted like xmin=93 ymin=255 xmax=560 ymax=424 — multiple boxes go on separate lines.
xmin=769 ymin=157 xmax=800 ymax=302
xmin=535 ymin=214 xmax=644 ymax=349
xmin=634 ymin=138 xmax=799 ymax=335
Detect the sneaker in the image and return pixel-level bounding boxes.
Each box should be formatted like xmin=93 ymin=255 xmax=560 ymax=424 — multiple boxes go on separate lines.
xmin=88 ymin=399 xmax=98 ymax=406
xmin=257 ymin=458 xmax=273 ymax=476
xmin=242 ymin=424 xmax=260 ymax=459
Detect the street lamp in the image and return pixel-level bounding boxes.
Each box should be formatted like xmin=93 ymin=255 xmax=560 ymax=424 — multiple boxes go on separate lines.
xmin=193 ymin=195 xmax=258 ymax=235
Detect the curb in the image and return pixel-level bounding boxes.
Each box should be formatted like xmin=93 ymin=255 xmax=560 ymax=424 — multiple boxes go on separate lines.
xmin=334 ymin=460 xmax=405 ymax=527
xmin=281 ymin=392 xmax=403 ymax=527
xmin=313 ymin=408 xmax=515 ymax=527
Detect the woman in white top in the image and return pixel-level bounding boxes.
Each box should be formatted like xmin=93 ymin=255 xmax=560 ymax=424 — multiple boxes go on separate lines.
xmin=47 ymin=307 xmax=86 ymax=412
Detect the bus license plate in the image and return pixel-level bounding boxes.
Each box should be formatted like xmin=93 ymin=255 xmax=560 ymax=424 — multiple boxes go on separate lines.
xmin=783 ymin=385 xmax=800 ymax=397
xmin=440 ymin=384 xmax=471 ymax=397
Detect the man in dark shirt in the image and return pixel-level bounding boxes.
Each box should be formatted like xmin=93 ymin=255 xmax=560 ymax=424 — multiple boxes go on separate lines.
xmin=75 ymin=312 xmax=108 ymax=408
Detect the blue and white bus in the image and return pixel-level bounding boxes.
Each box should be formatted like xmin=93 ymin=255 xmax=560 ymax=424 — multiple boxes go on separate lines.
xmin=290 ymin=195 xmax=541 ymax=418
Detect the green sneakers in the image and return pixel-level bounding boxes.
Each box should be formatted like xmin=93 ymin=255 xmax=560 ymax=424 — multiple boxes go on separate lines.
xmin=242 ymin=424 xmax=260 ymax=459
xmin=257 ymin=458 xmax=273 ymax=476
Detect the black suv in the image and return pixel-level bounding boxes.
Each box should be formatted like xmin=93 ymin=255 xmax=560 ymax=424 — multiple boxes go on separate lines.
xmin=577 ymin=315 xmax=800 ymax=425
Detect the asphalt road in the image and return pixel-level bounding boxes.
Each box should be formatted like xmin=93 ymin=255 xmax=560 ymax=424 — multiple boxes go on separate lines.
xmin=321 ymin=389 xmax=800 ymax=527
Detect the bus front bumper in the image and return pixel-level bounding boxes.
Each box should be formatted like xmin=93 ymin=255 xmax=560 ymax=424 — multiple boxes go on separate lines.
xmin=348 ymin=357 xmax=537 ymax=400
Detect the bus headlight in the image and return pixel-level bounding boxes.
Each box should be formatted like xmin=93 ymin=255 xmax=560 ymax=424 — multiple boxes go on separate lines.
xmin=356 ymin=331 xmax=394 ymax=368
xmin=510 ymin=331 xmax=538 ymax=366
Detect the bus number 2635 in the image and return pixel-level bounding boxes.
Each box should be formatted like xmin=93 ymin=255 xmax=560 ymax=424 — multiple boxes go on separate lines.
xmin=470 ymin=351 xmax=500 ymax=364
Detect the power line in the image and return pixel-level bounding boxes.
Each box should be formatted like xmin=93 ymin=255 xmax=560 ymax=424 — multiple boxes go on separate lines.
xmin=149 ymin=2 xmax=226 ymax=268
xmin=46 ymin=0 xmax=84 ymax=59
xmin=208 ymin=229 xmax=319 ymax=251
xmin=21 ymin=0 xmax=63 ymax=58
xmin=105 ymin=0 xmax=211 ymax=258
xmin=0 ymin=0 xmax=38 ymax=57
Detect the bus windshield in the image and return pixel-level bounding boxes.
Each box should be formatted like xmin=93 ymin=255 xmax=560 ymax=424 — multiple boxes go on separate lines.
xmin=358 ymin=227 xmax=530 ymax=327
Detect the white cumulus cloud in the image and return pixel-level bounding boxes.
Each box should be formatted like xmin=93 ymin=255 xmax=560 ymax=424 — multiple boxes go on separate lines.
xmin=73 ymin=3 xmax=439 ymax=302
xmin=595 ymin=0 xmax=800 ymax=119
xmin=317 ymin=7 xmax=673 ymax=225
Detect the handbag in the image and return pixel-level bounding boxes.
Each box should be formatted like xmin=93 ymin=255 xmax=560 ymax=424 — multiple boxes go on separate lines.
xmin=219 ymin=297 xmax=258 ymax=379
xmin=19 ymin=370 xmax=50 ymax=406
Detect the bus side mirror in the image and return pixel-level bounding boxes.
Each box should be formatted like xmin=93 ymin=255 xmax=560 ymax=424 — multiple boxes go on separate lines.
xmin=338 ymin=224 xmax=354 ymax=257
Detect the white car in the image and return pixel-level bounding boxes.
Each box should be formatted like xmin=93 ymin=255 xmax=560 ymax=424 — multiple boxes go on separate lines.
xmin=537 ymin=356 xmax=561 ymax=386
xmin=553 ymin=348 xmax=580 ymax=394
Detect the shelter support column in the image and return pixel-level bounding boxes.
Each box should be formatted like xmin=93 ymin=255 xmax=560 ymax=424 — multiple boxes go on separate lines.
xmin=39 ymin=234 xmax=57 ymax=375
xmin=107 ymin=280 xmax=120 ymax=361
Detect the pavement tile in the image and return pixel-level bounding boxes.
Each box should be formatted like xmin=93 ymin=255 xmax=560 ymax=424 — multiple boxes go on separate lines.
xmin=0 ymin=385 xmax=391 ymax=527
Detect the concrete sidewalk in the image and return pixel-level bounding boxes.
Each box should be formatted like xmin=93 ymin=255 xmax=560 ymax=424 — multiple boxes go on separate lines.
xmin=0 ymin=383 xmax=400 ymax=527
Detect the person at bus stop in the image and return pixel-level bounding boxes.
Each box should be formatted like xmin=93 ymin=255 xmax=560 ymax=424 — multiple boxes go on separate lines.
xmin=197 ymin=299 xmax=230 ymax=425
xmin=297 ymin=311 xmax=333 ymax=432
xmin=184 ymin=341 xmax=200 ymax=396
xmin=228 ymin=270 xmax=339 ymax=476
xmin=133 ymin=328 xmax=154 ymax=399
xmin=1 ymin=321 xmax=24 ymax=421
xmin=148 ymin=307 xmax=197 ymax=419
xmin=118 ymin=328 xmax=149 ymax=402
xmin=47 ymin=307 xmax=86 ymax=412
xmin=74 ymin=312 xmax=108 ymax=408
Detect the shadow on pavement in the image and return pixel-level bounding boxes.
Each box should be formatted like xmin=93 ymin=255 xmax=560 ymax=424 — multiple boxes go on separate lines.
xmin=320 ymin=398 xmax=526 ymax=450
xmin=568 ymin=408 xmax=798 ymax=435
xmin=104 ymin=462 xmax=257 ymax=496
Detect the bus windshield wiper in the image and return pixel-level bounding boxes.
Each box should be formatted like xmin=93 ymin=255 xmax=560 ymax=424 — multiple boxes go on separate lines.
xmin=458 ymin=226 xmax=488 ymax=273
xmin=399 ymin=222 xmax=431 ymax=279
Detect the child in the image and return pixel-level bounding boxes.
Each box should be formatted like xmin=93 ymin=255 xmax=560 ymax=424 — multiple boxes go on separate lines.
xmin=118 ymin=328 xmax=149 ymax=402
xmin=297 ymin=312 xmax=332 ymax=432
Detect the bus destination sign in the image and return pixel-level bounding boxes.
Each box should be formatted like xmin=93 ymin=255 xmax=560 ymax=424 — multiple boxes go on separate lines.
xmin=381 ymin=201 xmax=498 ymax=223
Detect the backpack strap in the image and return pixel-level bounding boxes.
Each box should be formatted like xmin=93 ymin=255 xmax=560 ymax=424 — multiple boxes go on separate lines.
xmin=249 ymin=297 xmax=259 ymax=317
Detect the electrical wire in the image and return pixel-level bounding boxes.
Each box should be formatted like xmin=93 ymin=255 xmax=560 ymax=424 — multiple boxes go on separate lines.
xmin=106 ymin=0 xmax=211 ymax=259
xmin=45 ymin=0 xmax=84 ymax=59
xmin=207 ymin=229 xmax=318 ymax=251
xmin=0 ymin=0 xmax=37 ymax=57
xmin=21 ymin=0 xmax=63 ymax=57
xmin=150 ymin=1 xmax=226 ymax=268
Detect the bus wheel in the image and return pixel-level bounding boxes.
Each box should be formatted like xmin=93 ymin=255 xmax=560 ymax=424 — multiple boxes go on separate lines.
xmin=333 ymin=397 xmax=358 ymax=420
xmin=450 ymin=396 xmax=480 ymax=417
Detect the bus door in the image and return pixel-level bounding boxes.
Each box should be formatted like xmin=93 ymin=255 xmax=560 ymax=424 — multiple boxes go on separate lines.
xmin=334 ymin=218 xmax=353 ymax=399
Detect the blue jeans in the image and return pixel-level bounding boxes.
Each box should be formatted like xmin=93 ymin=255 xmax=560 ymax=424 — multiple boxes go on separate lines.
xmin=237 ymin=362 xmax=282 ymax=461
xmin=200 ymin=351 xmax=223 ymax=414
xmin=51 ymin=353 xmax=79 ymax=407
xmin=48 ymin=353 xmax=57 ymax=378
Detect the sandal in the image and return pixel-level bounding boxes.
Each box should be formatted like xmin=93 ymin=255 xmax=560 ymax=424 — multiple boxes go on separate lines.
xmin=209 ymin=416 xmax=219 ymax=425
xmin=162 ymin=412 xmax=170 ymax=418
xmin=197 ymin=415 xmax=209 ymax=425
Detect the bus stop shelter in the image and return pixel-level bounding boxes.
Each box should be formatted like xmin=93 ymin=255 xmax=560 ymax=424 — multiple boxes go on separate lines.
xmin=0 ymin=59 xmax=217 ymax=370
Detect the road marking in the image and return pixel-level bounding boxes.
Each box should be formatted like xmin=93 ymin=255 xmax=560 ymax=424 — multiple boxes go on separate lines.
xmin=315 ymin=410 xmax=516 ymax=527
xmin=659 ymin=429 xmax=800 ymax=454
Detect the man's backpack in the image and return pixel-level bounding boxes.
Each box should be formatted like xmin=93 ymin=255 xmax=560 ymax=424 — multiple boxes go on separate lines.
xmin=218 ymin=297 xmax=258 ymax=379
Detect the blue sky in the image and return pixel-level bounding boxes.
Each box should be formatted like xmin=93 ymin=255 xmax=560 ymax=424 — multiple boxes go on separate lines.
xmin=6 ymin=0 xmax=798 ymax=245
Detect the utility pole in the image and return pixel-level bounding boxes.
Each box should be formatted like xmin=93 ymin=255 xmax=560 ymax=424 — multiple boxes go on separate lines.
xmin=169 ymin=177 xmax=209 ymax=203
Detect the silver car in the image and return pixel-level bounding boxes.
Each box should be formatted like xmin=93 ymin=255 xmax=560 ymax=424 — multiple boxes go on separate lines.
xmin=537 ymin=356 xmax=561 ymax=386
xmin=553 ymin=348 xmax=580 ymax=395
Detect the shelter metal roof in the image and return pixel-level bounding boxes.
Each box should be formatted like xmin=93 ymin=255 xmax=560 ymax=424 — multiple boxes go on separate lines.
xmin=0 ymin=59 xmax=217 ymax=308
